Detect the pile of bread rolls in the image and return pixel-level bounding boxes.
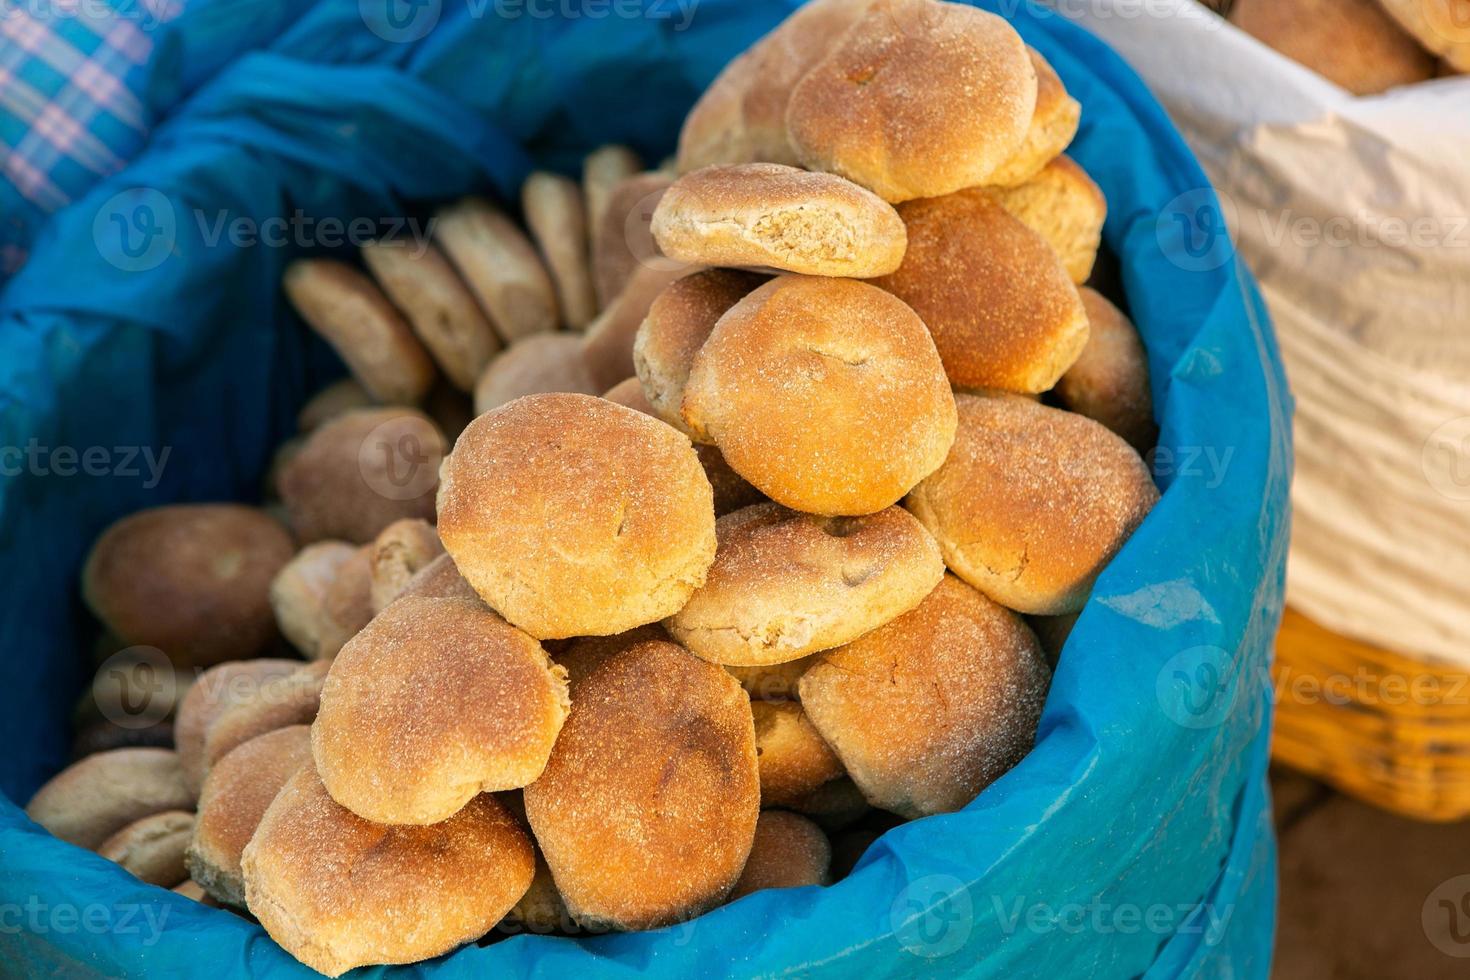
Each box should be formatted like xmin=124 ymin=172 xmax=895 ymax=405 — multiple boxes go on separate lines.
xmin=28 ymin=1 xmax=1164 ymax=974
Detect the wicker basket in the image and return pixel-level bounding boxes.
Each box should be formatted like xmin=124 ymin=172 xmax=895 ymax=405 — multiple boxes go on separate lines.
xmin=1272 ymin=607 xmax=1470 ymax=822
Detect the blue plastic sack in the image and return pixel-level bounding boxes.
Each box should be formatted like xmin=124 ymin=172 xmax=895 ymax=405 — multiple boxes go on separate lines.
xmin=0 ymin=1 xmax=1292 ymax=975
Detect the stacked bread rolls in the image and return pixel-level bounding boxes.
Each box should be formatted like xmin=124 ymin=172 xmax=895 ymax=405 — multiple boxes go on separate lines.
xmin=33 ymin=1 xmax=1165 ymax=974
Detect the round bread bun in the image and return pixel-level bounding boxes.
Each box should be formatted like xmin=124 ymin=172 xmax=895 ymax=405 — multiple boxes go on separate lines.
xmin=82 ymin=504 xmax=294 ymax=669
xmin=800 ymin=574 xmax=1050 ymax=817
xmin=361 ymin=239 xmax=501 ymax=392
xmin=554 ymin=622 xmax=669 ymax=691
xmin=1055 ymin=288 xmax=1157 ymax=454
xmin=313 ymin=545 xmax=375 ymax=659
xmin=474 ymin=332 xmax=599 ymax=416
xmin=872 ymin=188 xmax=1088 ymax=393
xmin=282 ymin=259 xmax=437 ymax=405
xmin=782 ymin=776 xmax=871 ymax=831
xmin=277 ymin=407 xmax=446 ymax=544
xmin=522 ymin=171 xmax=598 ymax=330
xmin=434 ymin=196 xmax=559 ymax=342
xmin=987 ymin=156 xmax=1106 ymax=285
xmin=1230 ymin=0 xmax=1438 ymax=95
xmin=176 ymin=659 xmax=303 ymax=795
xmin=98 ymin=809 xmax=194 ymax=887
xmin=633 ymin=268 xmax=767 ymax=435
xmin=26 ymin=748 xmax=193 ymax=850
xmin=584 ymin=144 xmax=643 ymax=248
xmin=682 ymin=275 xmax=956 ymax=515
xmin=725 ymin=654 xmax=818 ymax=702
xmin=666 ymin=502 xmax=944 ymax=666
xmin=392 ymin=552 xmax=481 ymax=605
xmin=187 ymin=724 xmax=313 ymax=906
xmin=676 ymin=0 xmax=872 ymax=172
xmin=785 ymin=0 xmax=1037 ymax=202
xmin=582 ymin=262 xmax=700 ymax=393
xmin=202 ymin=660 xmax=330 ymax=781
xmin=437 ymin=393 xmax=717 ymax=639
xmin=651 ymin=164 xmax=906 ymax=278
xmin=270 ymin=542 xmax=357 ymax=660
xmin=729 ymin=810 xmax=832 ymax=900
xmin=592 ymin=171 xmax=682 ymax=308
xmin=905 ymin=393 xmax=1158 ymax=614
xmin=242 ymin=767 xmax=534 ymax=978
xmin=523 ymin=640 xmax=759 ymax=930
xmin=986 ymin=48 xmax=1082 ymax=188
xmin=313 ymin=596 xmax=569 ymax=825
xmin=751 ymin=700 xmax=844 ymax=806
xmin=367 ymin=518 xmax=444 ymax=613
xmin=298 ymin=378 xmax=375 ymax=432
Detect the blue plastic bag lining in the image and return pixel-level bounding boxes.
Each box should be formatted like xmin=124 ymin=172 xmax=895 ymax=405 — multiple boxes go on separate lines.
xmin=0 ymin=1 xmax=1293 ymax=976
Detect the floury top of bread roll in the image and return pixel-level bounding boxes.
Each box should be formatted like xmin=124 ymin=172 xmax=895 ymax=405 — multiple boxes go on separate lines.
xmin=651 ymin=164 xmax=907 ymax=278
xmin=436 ymin=393 xmax=717 ymax=639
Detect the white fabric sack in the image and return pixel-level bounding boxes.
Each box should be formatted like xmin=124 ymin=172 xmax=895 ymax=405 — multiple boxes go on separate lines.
xmin=1054 ymin=0 xmax=1470 ymax=666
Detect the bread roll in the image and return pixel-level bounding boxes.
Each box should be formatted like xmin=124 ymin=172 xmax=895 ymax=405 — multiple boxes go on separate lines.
xmin=276 ymin=407 xmax=445 ymax=544
xmin=667 ymin=503 xmax=944 ymax=666
xmin=871 ymin=189 xmax=1088 ymax=393
xmin=1377 ymin=0 xmax=1470 ymax=73
xmin=298 ymin=378 xmax=375 ymax=432
xmin=392 ymin=552 xmax=481 ymax=605
xmin=82 ymin=504 xmax=294 ymax=669
xmin=523 ymin=641 xmax=760 ymax=930
xmin=752 ymin=700 xmax=844 ymax=806
xmin=435 ymin=196 xmax=559 ymax=341
xmin=633 ymin=268 xmax=767 ymax=435
xmin=313 ymin=596 xmax=569 ymax=824
xmin=583 ymin=144 xmax=643 ymax=248
xmin=270 ymin=542 xmax=357 ymax=660
xmin=361 ymin=239 xmax=501 ymax=391
xmin=729 ymin=810 xmax=831 ymax=900
xmin=282 ymin=259 xmax=436 ymax=405
xmin=176 ymin=659 xmax=303 ymax=795
xmin=554 ymin=623 xmax=669 ymax=691
xmin=313 ymin=545 xmax=375 ymax=659
xmin=786 ymin=0 xmax=1037 ymax=202
xmin=682 ymin=275 xmax=956 ymax=515
xmin=1055 ymin=288 xmax=1157 ymax=454
xmin=986 ymin=49 xmax=1081 ymax=188
xmin=592 ymin=172 xmax=684 ymax=307
xmin=676 ymin=0 xmax=871 ymax=171
xmin=242 ymin=768 xmax=534 ymax=977
xmin=1229 ymin=0 xmax=1437 ymax=94
xmin=202 ymin=660 xmax=330 ymax=780
xmin=437 ymin=393 xmax=717 ymax=638
xmin=98 ymin=810 xmax=193 ymax=887
xmin=523 ymin=172 xmax=598 ymax=329
xmin=725 ymin=654 xmax=817 ymax=701
xmin=26 ymin=748 xmax=193 ymax=849
xmin=366 ymin=518 xmax=444 ymax=613
xmin=582 ymin=262 xmax=701 ymax=393
xmin=987 ymin=156 xmax=1106 ymax=285
xmin=474 ymin=332 xmax=599 ymax=416
xmin=905 ymin=393 xmax=1158 ymax=614
xmin=801 ymin=574 xmax=1050 ymax=817
xmin=651 ymin=164 xmax=906 ymax=277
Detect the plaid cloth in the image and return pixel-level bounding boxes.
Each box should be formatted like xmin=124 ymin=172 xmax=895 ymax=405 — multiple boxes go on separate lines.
xmin=0 ymin=0 xmax=183 ymax=276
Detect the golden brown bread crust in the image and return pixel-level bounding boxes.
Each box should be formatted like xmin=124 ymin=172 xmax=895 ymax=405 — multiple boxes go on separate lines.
xmin=474 ymin=332 xmax=599 ymax=416
xmin=682 ymin=275 xmax=956 ymax=515
xmin=202 ymin=660 xmax=330 ymax=780
xmin=437 ymin=393 xmax=717 ymax=639
xmin=366 ymin=518 xmax=444 ymax=613
xmin=1230 ymin=0 xmax=1438 ymax=94
xmin=725 ymin=654 xmax=818 ymax=701
xmin=313 ymin=597 xmax=569 ymax=825
xmin=393 ymin=552 xmax=481 ymax=605
xmin=26 ymin=748 xmax=194 ymax=850
xmin=523 ymin=640 xmax=760 ymax=930
xmin=1056 ymin=288 xmax=1157 ymax=454
xmin=584 ymin=145 xmax=643 ymax=250
xmin=651 ymin=164 xmax=907 ymax=277
xmin=554 ymin=623 xmax=669 ymax=691
xmin=667 ymin=503 xmax=944 ymax=666
xmin=582 ymin=263 xmax=701 ymax=393
xmin=360 ymin=239 xmax=501 ymax=392
xmin=751 ymin=700 xmax=845 ymax=805
xmin=269 ymin=542 xmax=358 ymax=660
xmin=786 ymin=0 xmax=1037 ymax=202
xmin=297 ymin=378 xmax=375 ymax=432
xmin=314 ymin=544 xmax=375 ymax=659
xmin=434 ymin=196 xmax=559 ymax=341
xmin=676 ymin=0 xmax=872 ymax=172
xmin=277 ymin=407 xmax=445 ymax=545
xmin=98 ymin=809 xmax=194 ymax=887
xmin=187 ymin=725 xmax=313 ymax=906
xmin=82 ymin=504 xmax=294 ymax=669
xmin=986 ymin=48 xmax=1081 ymax=188
xmin=800 ymin=574 xmax=1051 ymax=817
xmin=592 ymin=172 xmax=684 ymax=308
xmin=176 ymin=659 xmax=304 ymax=795
xmin=986 ymin=155 xmax=1106 ymax=285
xmin=242 ymin=768 xmax=534 ymax=978
xmin=871 ymin=189 xmax=1089 ymax=393
xmin=905 ymin=393 xmax=1159 ymax=614
xmin=729 ymin=810 xmax=832 ymax=900
xmin=1376 ymin=0 xmax=1470 ymax=73
xmin=633 ymin=268 xmax=767 ymax=435
xmin=282 ymin=259 xmax=437 ymax=405
xmin=522 ymin=171 xmax=598 ymax=330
